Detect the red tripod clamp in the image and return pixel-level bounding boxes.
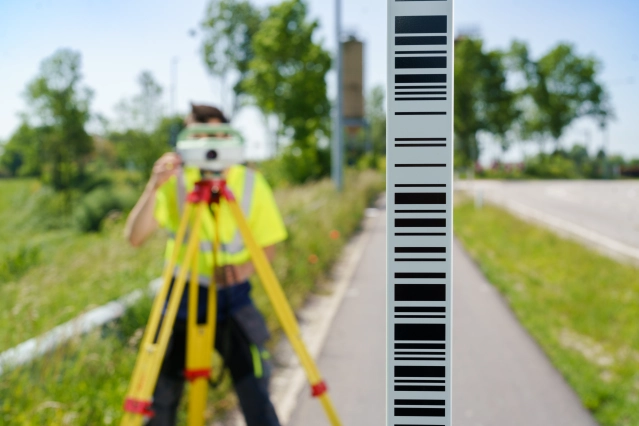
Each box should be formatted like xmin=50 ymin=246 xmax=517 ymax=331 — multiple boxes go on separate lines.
xmin=187 ymin=180 xmax=215 ymax=204
xmin=123 ymin=397 xmax=155 ymax=417
xmin=184 ymin=368 xmax=212 ymax=382
xmin=311 ymin=380 xmax=328 ymax=397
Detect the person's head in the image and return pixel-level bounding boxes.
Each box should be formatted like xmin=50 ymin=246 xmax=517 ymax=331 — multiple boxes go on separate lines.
xmin=185 ymin=104 xmax=231 ymax=138
xmin=186 ymin=103 xmax=229 ymax=125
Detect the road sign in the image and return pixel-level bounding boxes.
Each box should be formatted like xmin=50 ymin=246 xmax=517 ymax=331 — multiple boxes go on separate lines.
xmin=387 ymin=1 xmax=454 ymax=425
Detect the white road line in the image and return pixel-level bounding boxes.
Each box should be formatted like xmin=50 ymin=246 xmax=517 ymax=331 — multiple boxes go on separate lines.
xmin=477 ymin=190 xmax=639 ymax=266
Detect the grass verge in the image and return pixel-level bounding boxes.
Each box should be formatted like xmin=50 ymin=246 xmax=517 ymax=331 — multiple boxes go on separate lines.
xmin=454 ymin=198 xmax=639 ymax=426
xmin=0 ymin=169 xmax=385 ymax=425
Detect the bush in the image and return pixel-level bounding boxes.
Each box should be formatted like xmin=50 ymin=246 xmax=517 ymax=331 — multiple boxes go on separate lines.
xmin=75 ymin=173 xmax=114 ymax=194
xmin=0 ymin=169 xmax=386 ymax=424
xmin=257 ymin=147 xmax=331 ymax=188
xmin=355 ymin=152 xmax=377 ymax=171
xmin=476 ymin=163 xmax=525 ymax=179
xmin=524 ymin=154 xmax=580 ymax=179
xmin=73 ymin=187 xmax=138 ymax=232
xmin=23 ymin=186 xmax=73 ymax=230
xmin=0 ymin=245 xmax=41 ymax=283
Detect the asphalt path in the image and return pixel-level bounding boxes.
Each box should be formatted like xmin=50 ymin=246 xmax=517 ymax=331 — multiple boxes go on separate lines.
xmin=460 ymin=180 xmax=639 ymax=251
xmin=287 ymin=200 xmax=598 ymax=426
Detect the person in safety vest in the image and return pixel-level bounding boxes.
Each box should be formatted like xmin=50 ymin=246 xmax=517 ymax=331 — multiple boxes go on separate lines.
xmin=124 ymin=103 xmax=286 ymax=426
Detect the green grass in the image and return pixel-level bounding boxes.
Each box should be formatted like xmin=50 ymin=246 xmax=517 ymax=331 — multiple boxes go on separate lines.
xmin=0 ymin=178 xmax=166 ymax=351
xmin=454 ymin=198 xmax=639 ymax=426
xmin=0 ymin=169 xmax=385 ymax=425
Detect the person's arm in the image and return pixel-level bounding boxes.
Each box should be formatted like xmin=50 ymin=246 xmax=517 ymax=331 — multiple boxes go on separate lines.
xmin=124 ymin=153 xmax=181 ymax=247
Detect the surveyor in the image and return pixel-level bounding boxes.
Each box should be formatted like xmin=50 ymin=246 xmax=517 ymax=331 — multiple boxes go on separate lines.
xmin=124 ymin=103 xmax=287 ymax=426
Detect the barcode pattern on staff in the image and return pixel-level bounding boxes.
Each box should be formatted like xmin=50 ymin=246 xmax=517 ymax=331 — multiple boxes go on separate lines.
xmin=388 ymin=0 xmax=452 ymax=424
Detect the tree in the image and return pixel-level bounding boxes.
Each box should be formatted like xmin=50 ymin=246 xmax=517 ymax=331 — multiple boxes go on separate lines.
xmin=454 ymin=36 xmax=519 ymax=168
xmin=366 ymin=85 xmax=386 ymax=156
xmin=109 ymin=115 xmax=184 ymax=179
xmin=241 ymin=0 xmax=332 ymax=155
xmin=23 ymin=49 xmax=94 ymax=191
xmin=107 ymin=72 xmax=173 ymax=178
xmin=0 ymin=123 xmax=43 ymax=177
xmin=508 ymin=41 xmax=613 ymax=149
xmin=114 ymin=71 xmax=164 ymax=132
xmin=200 ymin=0 xmax=264 ymax=113
xmin=568 ymin=144 xmax=590 ymax=168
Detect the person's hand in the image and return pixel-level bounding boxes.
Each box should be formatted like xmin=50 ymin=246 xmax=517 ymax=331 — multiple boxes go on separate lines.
xmin=149 ymin=152 xmax=182 ymax=190
xmin=214 ymin=264 xmax=251 ymax=286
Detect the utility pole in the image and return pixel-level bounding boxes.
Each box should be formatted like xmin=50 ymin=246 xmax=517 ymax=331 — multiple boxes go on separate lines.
xmin=332 ymin=0 xmax=344 ymax=191
xmin=171 ymin=57 xmax=178 ymax=116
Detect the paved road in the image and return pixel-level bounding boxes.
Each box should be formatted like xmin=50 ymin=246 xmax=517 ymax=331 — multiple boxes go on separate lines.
xmin=288 ymin=203 xmax=598 ymax=426
xmin=459 ymin=180 xmax=639 ymax=251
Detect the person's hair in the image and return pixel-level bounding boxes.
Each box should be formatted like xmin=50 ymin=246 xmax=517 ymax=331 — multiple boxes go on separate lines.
xmin=185 ymin=103 xmax=229 ymax=124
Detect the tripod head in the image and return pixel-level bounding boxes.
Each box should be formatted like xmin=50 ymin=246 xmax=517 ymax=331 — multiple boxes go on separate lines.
xmin=187 ymin=173 xmax=235 ymax=206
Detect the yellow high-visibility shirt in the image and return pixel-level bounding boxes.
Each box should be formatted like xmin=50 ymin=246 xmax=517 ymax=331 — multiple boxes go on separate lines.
xmin=154 ymin=164 xmax=287 ymax=285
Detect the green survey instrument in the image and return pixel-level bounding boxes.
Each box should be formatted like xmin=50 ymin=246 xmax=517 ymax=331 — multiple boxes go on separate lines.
xmin=176 ymin=123 xmax=246 ymax=172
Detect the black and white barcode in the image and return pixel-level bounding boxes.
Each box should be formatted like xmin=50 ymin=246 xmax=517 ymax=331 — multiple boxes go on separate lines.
xmin=387 ymin=0 xmax=453 ymax=425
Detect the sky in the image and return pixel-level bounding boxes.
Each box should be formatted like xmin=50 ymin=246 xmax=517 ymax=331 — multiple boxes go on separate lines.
xmin=0 ymin=0 xmax=637 ymax=162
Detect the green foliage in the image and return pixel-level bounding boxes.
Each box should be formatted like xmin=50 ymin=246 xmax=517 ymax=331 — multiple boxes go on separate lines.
xmin=355 ymin=152 xmax=378 ymax=171
xmin=108 ymin=115 xmax=184 ymax=179
xmin=0 ymin=245 xmax=41 ymax=283
xmin=523 ymin=153 xmax=580 ymax=179
xmin=200 ymin=0 xmax=264 ymax=113
xmin=23 ymin=186 xmax=74 ymax=230
xmin=105 ymin=72 xmax=179 ymax=180
xmin=22 ymin=49 xmax=94 ymax=191
xmin=0 ymin=123 xmax=43 ymax=177
xmin=256 ymin=145 xmax=331 ymax=187
xmin=76 ymin=172 xmax=115 ymax=194
xmin=451 ymin=36 xmax=611 ymax=170
xmin=366 ymin=85 xmax=386 ymax=157
xmin=73 ymin=187 xmax=138 ymax=232
xmin=110 ymin=293 xmax=155 ymax=341
xmin=0 ymin=170 xmax=384 ymax=424
xmin=454 ymin=201 xmax=639 ymax=426
xmin=475 ymin=144 xmax=635 ymax=180
xmin=454 ymin=36 xmax=519 ymax=168
xmin=278 ymin=145 xmax=331 ymax=184
xmin=113 ymin=71 xmax=165 ymax=133
xmin=241 ymin=0 xmax=332 ymax=153
xmin=475 ymin=162 xmax=525 ymax=180
xmin=508 ymin=40 xmax=613 ymax=143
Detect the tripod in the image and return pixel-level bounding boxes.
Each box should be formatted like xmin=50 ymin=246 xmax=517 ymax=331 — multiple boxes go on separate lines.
xmin=120 ymin=173 xmax=342 ymax=426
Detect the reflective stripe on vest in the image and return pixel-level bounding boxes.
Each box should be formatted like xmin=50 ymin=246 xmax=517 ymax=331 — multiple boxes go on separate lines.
xmin=222 ymin=168 xmax=255 ymax=254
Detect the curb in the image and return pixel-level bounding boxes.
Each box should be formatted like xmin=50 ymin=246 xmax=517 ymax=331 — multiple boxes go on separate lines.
xmin=455 ymin=181 xmax=639 ymax=267
xmin=213 ymin=195 xmax=384 ymax=426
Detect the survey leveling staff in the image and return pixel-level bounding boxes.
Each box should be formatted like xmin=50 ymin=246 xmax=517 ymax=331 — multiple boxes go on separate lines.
xmin=124 ymin=104 xmax=287 ymax=426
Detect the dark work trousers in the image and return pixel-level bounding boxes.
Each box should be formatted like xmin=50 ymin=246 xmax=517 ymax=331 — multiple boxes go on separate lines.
xmin=146 ymin=317 xmax=281 ymax=426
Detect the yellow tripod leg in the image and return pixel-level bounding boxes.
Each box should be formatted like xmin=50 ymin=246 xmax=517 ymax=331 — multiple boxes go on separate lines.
xmin=185 ymin=209 xmax=218 ymax=426
xmin=225 ymin=196 xmax=343 ymax=426
xmin=121 ymin=203 xmax=206 ymax=426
